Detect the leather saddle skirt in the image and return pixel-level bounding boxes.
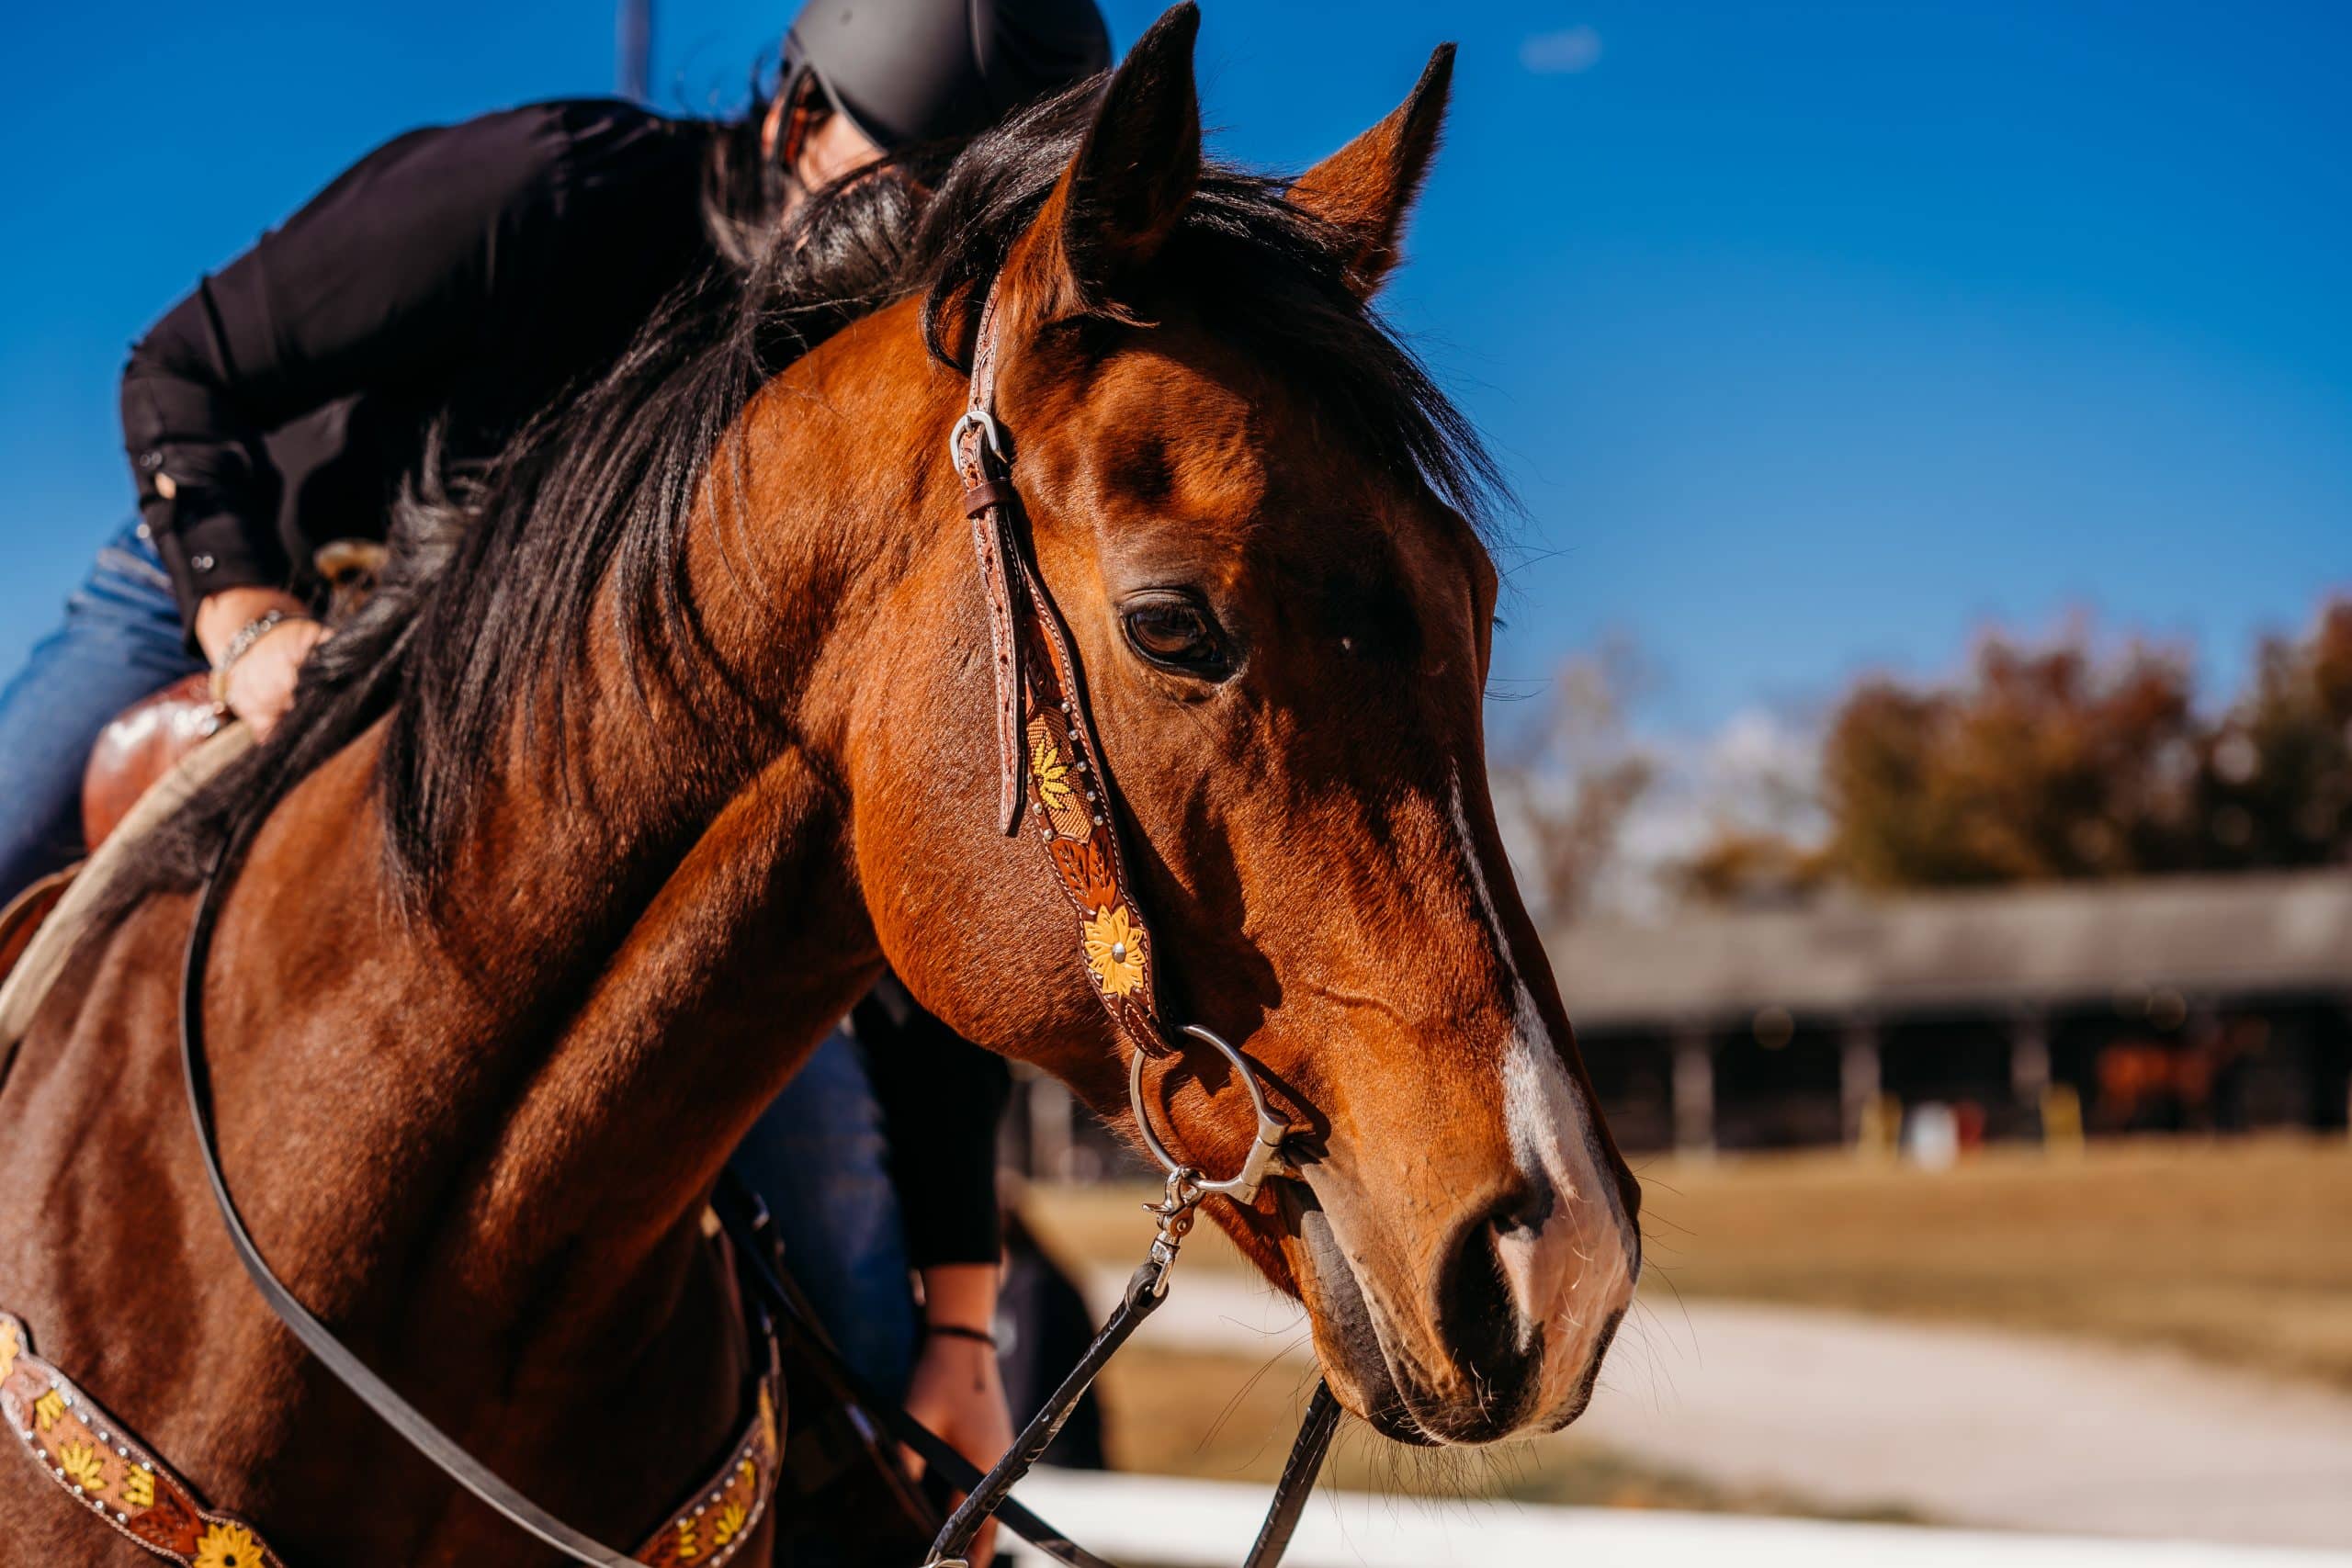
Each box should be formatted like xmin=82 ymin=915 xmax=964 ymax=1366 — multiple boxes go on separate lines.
xmin=84 ymin=674 xmax=222 ymax=852
xmin=0 ymin=676 xmax=227 ymax=998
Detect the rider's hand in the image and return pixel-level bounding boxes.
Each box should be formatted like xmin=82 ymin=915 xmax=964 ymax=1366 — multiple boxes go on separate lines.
xmin=903 ymin=1265 xmax=1014 ymax=1568
xmin=195 ymin=587 xmax=328 ymax=740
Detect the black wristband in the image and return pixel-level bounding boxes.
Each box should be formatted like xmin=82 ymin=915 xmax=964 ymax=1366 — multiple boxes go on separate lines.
xmin=925 ymin=1323 xmax=998 ymax=1348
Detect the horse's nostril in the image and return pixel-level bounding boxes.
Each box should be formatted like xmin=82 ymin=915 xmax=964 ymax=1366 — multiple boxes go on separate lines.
xmin=1486 ymin=1182 xmax=1555 ymax=1240
xmin=1432 ymin=1184 xmax=1551 ymax=1419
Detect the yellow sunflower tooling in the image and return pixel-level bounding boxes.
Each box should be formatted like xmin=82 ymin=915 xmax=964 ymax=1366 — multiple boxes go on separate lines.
xmin=712 ymin=1499 xmax=751 ymax=1545
xmin=1032 ymin=732 xmax=1074 ymax=810
xmin=192 ymin=1520 xmax=266 ymax=1568
xmin=1082 ymin=904 xmax=1148 ymax=998
xmin=57 ymin=1439 xmax=107 ymax=1494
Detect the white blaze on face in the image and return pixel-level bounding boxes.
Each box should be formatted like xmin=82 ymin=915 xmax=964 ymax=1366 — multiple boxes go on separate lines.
xmin=1447 ymin=770 xmax=1637 ymax=1415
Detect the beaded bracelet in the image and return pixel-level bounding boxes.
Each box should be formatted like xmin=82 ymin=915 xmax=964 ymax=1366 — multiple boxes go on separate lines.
xmin=208 ymin=609 xmax=309 ymax=713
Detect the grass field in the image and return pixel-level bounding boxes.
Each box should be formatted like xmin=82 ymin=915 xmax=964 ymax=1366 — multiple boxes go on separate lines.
xmin=1026 ymin=1134 xmax=2352 ymax=1388
xmin=1627 ymin=1134 xmax=2352 ymax=1389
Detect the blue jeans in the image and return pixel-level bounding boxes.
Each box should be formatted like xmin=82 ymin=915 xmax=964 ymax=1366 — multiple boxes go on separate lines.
xmin=0 ymin=518 xmax=203 ymax=904
xmin=729 ymin=1028 xmax=921 ymax=1399
xmin=0 ymin=520 xmax=919 ymax=1393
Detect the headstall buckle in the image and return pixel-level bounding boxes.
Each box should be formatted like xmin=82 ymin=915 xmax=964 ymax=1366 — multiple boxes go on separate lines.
xmin=947 ymin=408 xmax=1010 ymax=471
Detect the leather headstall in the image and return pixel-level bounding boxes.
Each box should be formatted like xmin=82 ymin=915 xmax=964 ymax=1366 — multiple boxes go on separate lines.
xmin=952 ymin=286 xmax=1174 ymax=1063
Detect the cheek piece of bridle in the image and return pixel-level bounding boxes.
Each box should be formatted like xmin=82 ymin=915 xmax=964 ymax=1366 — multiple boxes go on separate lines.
xmin=930 ymin=281 xmax=1339 ymax=1568
xmin=175 ymin=276 xmax=1339 ymax=1568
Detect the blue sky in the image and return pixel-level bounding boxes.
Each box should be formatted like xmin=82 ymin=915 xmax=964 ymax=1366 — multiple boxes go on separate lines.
xmin=2 ymin=1 xmax=2345 ymax=739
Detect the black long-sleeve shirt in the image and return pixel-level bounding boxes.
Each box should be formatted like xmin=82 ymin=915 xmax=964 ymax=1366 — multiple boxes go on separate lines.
xmin=121 ymin=99 xmax=1009 ymax=1264
xmin=854 ymin=978 xmax=1012 ymax=1269
xmin=122 ymin=99 xmax=713 ymax=629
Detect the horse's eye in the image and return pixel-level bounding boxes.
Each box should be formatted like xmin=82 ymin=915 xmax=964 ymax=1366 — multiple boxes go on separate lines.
xmin=1122 ymin=595 xmax=1229 ymax=677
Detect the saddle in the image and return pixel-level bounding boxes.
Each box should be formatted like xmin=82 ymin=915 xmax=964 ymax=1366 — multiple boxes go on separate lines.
xmin=83 ymin=674 xmax=221 ymax=852
xmin=0 ymin=525 xmax=387 ymax=986
xmin=0 ymin=675 xmax=220 ymax=999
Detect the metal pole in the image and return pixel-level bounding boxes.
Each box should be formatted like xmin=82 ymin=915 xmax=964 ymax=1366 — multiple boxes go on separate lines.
xmin=616 ymin=0 xmax=652 ymax=101
xmin=1839 ymin=1013 xmax=1882 ymax=1145
xmin=1671 ymin=1022 xmax=1714 ymax=1156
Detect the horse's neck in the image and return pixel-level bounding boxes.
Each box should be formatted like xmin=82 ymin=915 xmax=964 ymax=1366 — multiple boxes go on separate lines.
xmin=214 ymin=300 xmax=958 ymax=1359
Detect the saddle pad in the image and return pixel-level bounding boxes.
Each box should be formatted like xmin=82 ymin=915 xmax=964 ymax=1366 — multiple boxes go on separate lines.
xmin=0 ymin=724 xmax=254 ymax=1052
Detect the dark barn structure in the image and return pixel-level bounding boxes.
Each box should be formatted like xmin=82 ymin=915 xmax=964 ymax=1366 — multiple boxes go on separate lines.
xmin=1001 ymin=871 xmax=2352 ymax=1178
xmin=1551 ymin=871 xmax=2352 ymax=1154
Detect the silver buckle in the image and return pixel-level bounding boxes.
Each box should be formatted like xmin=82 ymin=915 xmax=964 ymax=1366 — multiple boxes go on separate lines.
xmin=947 ymin=408 xmax=1009 ymax=470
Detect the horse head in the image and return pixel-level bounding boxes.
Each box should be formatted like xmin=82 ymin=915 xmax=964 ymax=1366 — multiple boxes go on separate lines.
xmin=848 ymin=6 xmax=1640 ymax=1447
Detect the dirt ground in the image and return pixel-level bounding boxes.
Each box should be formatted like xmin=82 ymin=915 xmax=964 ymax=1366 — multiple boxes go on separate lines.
xmin=1092 ymin=1344 xmax=1926 ymax=1523
xmin=1080 ymin=1298 xmax=2352 ymax=1545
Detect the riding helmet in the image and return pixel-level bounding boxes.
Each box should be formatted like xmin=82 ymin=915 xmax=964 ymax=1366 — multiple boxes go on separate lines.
xmin=785 ymin=0 xmax=1114 ymax=152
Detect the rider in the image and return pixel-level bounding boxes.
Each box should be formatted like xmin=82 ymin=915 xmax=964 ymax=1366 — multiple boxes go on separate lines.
xmin=0 ymin=0 xmax=1110 ymax=1506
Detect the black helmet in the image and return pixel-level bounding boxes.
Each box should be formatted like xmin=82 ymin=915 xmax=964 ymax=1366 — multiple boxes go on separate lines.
xmin=786 ymin=0 xmax=1113 ymax=152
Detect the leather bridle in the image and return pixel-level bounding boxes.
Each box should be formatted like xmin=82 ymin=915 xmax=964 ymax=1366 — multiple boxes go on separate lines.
xmin=172 ymin=273 xmax=1340 ymax=1567
xmin=931 ymin=276 xmax=1334 ymax=1564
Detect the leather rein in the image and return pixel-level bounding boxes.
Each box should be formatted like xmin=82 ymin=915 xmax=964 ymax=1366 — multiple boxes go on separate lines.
xmin=171 ymin=276 xmax=1338 ymax=1567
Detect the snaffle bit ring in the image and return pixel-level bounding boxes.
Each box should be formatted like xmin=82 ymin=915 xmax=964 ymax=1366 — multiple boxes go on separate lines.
xmin=1127 ymin=1024 xmax=1295 ymax=1206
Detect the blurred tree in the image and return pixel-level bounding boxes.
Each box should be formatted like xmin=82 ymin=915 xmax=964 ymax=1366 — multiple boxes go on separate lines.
xmin=1676 ymin=597 xmax=2352 ymax=899
xmin=2197 ymin=600 xmax=2352 ymax=868
xmin=1823 ymin=637 xmax=2201 ymax=887
xmin=1489 ymin=637 xmax=1657 ymax=922
xmin=1676 ymin=828 xmax=1830 ymax=906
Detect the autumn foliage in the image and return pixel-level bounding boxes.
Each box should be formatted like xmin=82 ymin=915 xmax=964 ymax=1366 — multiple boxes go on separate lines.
xmin=1818 ymin=601 xmax=2352 ymax=890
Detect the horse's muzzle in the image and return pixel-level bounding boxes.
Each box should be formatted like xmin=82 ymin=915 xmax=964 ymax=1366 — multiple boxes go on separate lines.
xmin=1285 ymin=1166 xmax=1639 ymax=1446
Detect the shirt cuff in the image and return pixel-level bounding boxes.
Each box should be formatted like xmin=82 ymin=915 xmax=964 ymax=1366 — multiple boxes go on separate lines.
xmin=145 ymin=497 xmax=291 ymax=644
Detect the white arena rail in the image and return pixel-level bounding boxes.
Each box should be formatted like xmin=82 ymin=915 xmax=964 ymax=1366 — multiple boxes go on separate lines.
xmin=997 ymin=1470 xmax=2352 ymax=1568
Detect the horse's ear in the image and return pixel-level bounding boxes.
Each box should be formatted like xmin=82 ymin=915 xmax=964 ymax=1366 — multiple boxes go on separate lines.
xmin=1019 ymin=3 xmax=1203 ymax=321
xmin=1288 ymin=43 xmax=1455 ymax=299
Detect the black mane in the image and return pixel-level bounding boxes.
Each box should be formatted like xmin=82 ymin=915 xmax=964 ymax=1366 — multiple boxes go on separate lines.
xmin=140 ymin=81 xmax=1501 ymax=913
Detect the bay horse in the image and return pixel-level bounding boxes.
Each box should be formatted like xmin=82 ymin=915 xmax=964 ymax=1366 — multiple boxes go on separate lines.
xmin=0 ymin=8 xmax=1640 ymax=1563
